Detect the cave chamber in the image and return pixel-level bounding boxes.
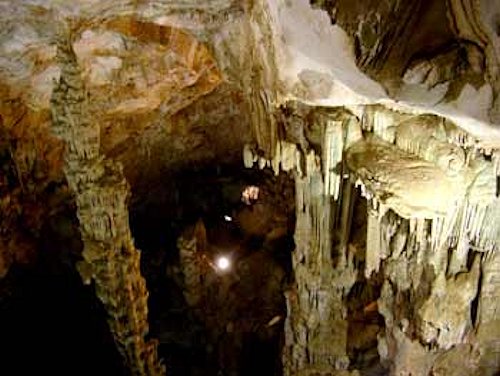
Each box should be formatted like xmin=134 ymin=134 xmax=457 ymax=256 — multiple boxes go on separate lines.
xmin=0 ymin=1 xmax=500 ymax=375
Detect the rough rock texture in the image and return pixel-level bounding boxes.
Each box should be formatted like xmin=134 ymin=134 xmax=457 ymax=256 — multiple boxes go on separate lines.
xmin=0 ymin=106 xmax=66 ymax=277
xmin=282 ymin=111 xmax=359 ymax=375
xmin=269 ymin=0 xmax=500 ymax=146
xmin=275 ymin=97 xmax=499 ymax=375
xmin=343 ymin=107 xmax=500 ymax=375
xmin=50 ymin=33 xmax=164 ymax=375
xmin=1 ymin=1 xmax=500 ymax=375
xmin=0 ymin=0 xmax=257 ymax=276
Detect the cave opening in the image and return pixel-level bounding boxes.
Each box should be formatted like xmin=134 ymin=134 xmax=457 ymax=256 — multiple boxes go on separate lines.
xmin=129 ymin=162 xmax=296 ymax=376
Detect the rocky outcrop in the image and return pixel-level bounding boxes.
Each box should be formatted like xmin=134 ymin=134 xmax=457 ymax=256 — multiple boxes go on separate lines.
xmin=344 ymin=107 xmax=500 ymax=375
xmin=266 ymin=0 xmax=500 ymax=146
xmin=50 ymin=32 xmax=164 ymax=375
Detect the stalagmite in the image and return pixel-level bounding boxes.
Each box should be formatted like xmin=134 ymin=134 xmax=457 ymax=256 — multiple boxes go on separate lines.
xmin=284 ymin=166 xmax=354 ymax=374
xmin=476 ymin=250 xmax=500 ymax=375
xmin=50 ymin=32 xmax=164 ymax=376
xmin=419 ymin=258 xmax=480 ymax=349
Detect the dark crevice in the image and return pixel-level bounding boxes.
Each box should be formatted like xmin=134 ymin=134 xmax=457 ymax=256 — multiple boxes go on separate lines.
xmin=470 ymin=255 xmax=483 ymax=328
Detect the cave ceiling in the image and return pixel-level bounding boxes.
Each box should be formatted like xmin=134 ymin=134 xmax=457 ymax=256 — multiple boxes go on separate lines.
xmin=1 ymin=1 xmax=500 ymax=375
xmin=1 ymin=0 xmax=499 ymax=177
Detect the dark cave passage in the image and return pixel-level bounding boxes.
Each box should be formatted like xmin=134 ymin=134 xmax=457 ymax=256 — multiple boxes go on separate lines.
xmin=0 ymin=266 xmax=126 ymax=376
xmin=0 ymin=174 xmax=126 ymax=375
xmin=0 ymin=158 xmax=296 ymax=376
xmin=129 ymin=163 xmax=296 ymax=376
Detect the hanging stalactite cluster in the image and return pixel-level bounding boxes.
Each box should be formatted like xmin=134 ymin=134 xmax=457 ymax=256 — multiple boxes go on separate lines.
xmin=261 ymin=101 xmax=500 ymax=375
xmin=49 ymin=31 xmax=165 ymax=376
xmin=347 ymin=106 xmax=500 ymax=375
xmin=279 ymin=109 xmax=360 ymax=376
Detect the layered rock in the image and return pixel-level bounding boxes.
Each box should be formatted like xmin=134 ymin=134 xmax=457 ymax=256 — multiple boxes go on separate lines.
xmin=50 ymin=32 xmax=164 ymax=375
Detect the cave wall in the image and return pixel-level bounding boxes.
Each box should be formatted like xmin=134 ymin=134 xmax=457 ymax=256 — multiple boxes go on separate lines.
xmin=1 ymin=1 xmax=500 ymax=375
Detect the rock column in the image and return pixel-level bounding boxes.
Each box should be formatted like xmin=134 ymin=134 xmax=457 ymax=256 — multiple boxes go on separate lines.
xmin=50 ymin=34 xmax=165 ymax=376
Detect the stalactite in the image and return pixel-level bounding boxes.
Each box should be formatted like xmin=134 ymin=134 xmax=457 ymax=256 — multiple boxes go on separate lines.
xmin=362 ymin=105 xmax=413 ymax=144
xmin=322 ymin=119 xmax=343 ymax=200
xmin=344 ymin=116 xmax=363 ymax=149
xmin=243 ymin=143 xmax=254 ymax=168
xmin=346 ymin=107 xmax=500 ymax=373
xmin=444 ymin=119 xmax=475 ymax=148
xmin=282 ymin=111 xmax=359 ymax=374
xmin=365 ymin=206 xmax=382 ymax=278
xmin=362 ymin=189 xmax=498 ymax=374
xmin=372 ymin=109 xmax=396 ymax=144
xmin=284 ymin=161 xmax=355 ymax=374
xmin=395 ymin=115 xmax=466 ymax=175
xmin=271 ymin=140 xmax=281 ymax=175
xmin=50 ymin=32 xmax=164 ymax=376
xmin=338 ymin=175 xmax=355 ymax=254
xmin=258 ymin=155 xmax=267 ymax=169
xmin=493 ymin=151 xmax=500 ymax=178
xmin=371 ymin=205 xmax=484 ymax=371
xmin=281 ymin=101 xmax=498 ymax=374
xmin=281 ymin=141 xmax=298 ymax=172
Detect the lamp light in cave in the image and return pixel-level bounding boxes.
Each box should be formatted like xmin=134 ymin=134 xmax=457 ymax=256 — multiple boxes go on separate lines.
xmin=224 ymin=215 xmax=233 ymax=222
xmin=216 ymin=256 xmax=231 ymax=271
xmin=242 ymin=185 xmax=259 ymax=205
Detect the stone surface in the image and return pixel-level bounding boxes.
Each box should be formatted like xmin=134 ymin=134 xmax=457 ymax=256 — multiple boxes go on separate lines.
xmin=0 ymin=1 xmax=500 ymax=375
xmin=50 ymin=34 xmax=164 ymax=375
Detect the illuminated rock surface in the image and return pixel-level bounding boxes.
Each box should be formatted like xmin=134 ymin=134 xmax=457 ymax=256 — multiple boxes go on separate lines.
xmin=0 ymin=1 xmax=499 ymax=375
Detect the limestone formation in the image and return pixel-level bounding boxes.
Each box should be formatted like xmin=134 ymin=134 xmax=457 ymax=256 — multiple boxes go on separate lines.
xmin=282 ymin=111 xmax=359 ymax=375
xmin=50 ymin=32 xmax=164 ymax=375
xmin=0 ymin=1 xmax=500 ymax=375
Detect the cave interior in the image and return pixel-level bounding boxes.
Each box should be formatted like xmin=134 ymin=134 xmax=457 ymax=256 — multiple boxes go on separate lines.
xmin=0 ymin=1 xmax=500 ymax=376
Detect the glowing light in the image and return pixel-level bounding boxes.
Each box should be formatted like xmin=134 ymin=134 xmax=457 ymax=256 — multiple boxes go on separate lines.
xmin=242 ymin=185 xmax=259 ymax=205
xmin=216 ymin=256 xmax=230 ymax=271
xmin=224 ymin=215 xmax=232 ymax=222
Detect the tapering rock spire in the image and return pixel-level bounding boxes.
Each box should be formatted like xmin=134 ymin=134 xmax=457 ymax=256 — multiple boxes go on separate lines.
xmin=50 ymin=31 xmax=165 ymax=376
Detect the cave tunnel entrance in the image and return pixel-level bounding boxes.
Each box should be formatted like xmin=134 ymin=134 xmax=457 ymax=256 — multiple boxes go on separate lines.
xmin=129 ymin=162 xmax=296 ymax=376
